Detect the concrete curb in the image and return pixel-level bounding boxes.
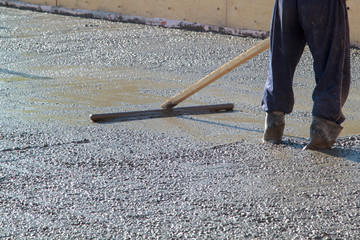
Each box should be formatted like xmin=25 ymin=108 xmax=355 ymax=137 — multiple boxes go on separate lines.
xmin=1 ymin=0 xmax=359 ymax=49
xmin=0 ymin=0 xmax=269 ymax=39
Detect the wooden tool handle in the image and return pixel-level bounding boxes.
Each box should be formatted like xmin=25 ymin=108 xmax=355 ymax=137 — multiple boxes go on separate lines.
xmin=161 ymin=37 xmax=270 ymax=109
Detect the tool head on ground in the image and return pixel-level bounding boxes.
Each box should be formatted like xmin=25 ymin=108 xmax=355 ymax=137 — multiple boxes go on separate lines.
xmin=90 ymin=103 xmax=234 ymax=122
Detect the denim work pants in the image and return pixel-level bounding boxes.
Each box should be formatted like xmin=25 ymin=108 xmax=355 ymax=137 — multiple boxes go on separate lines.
xmin=261 ymin=0 xmax=350 ymax=125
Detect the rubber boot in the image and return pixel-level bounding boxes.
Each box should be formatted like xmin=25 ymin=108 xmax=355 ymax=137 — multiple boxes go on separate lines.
xmin=263 ymin=111 xmax=285 ymax=144
xmin=303 ymin=116 xmax=343 ymax=150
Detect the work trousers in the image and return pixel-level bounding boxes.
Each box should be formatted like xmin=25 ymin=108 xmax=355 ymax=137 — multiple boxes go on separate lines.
xmin=261 ymin=0 xmax=350 ymax=124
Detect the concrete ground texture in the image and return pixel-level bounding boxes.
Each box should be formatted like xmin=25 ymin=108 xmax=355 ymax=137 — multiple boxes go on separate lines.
xmin=0 ymin=7 xmax=359 ymax=239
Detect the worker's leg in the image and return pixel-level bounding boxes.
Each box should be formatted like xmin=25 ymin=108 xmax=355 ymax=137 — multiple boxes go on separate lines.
xmin=262 ymin=0 xmax=306 ymax=143
xmin=300 ymin=0 xmax=350 ymax=149
xmin=261 ymin=0 xmax=306 ymax=114
xmin=300 ymin=0 xmax=350 ymax=125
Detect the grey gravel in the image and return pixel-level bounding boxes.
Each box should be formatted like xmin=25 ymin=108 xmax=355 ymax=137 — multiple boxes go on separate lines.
xmin=0 ymin=7 xmax=359 ymax=239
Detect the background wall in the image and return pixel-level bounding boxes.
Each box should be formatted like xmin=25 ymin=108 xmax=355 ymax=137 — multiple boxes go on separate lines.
xmin=7 ymin=0 xmax=360 ymax=45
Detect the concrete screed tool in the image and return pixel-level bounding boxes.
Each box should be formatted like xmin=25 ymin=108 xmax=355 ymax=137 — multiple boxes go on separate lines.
xmin=90 ymin=38 xmax=270 ymax=122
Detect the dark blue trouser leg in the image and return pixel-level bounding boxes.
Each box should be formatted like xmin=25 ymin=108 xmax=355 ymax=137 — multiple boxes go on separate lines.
xmin=262 ymin=0 xmax=306 ymax=114
xmin=262 ymin=0 xmax=350 ymax=125
xmin=299 ymin=0 xmax=350 ymax=124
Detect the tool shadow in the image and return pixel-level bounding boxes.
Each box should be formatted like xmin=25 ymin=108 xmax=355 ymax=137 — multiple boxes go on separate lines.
xmin=0 ymin=68 xmax=52 ymax=80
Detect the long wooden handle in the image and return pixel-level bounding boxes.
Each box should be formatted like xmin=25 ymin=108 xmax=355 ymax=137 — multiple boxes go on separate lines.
xmin=161 ymin=37 xmax=270 ymax=109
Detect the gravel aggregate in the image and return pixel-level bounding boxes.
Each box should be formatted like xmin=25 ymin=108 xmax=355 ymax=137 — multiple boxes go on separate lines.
xmin=0 ymin=7 xmax=359 ymax=239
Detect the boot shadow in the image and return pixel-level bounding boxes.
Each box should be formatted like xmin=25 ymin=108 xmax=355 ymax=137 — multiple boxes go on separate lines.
xmin=318 ymin=148 xmax=360 ymax=163
xmin=282 ymin=136 xmax=360 ymax=162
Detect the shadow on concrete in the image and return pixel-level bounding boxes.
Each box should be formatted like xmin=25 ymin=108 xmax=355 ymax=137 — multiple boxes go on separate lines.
xmin=319 ymin=148 xmax=360 ymax=163
xmin=179 ymin=114 xmax=263 ymax=133
xmin=92 ymin=107 xmax=360 ymax=162
xmin=0 ymin=68 xmax=52 ymax=80
xmin=172 ymin=118 xmax=360 ymax=162
xmin=283 ymin=138 xmax=360 ymax=162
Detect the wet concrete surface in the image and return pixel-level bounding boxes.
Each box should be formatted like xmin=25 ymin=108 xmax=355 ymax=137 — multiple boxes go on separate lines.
xmin=0 ymin=7 xmax=359 ymax=239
